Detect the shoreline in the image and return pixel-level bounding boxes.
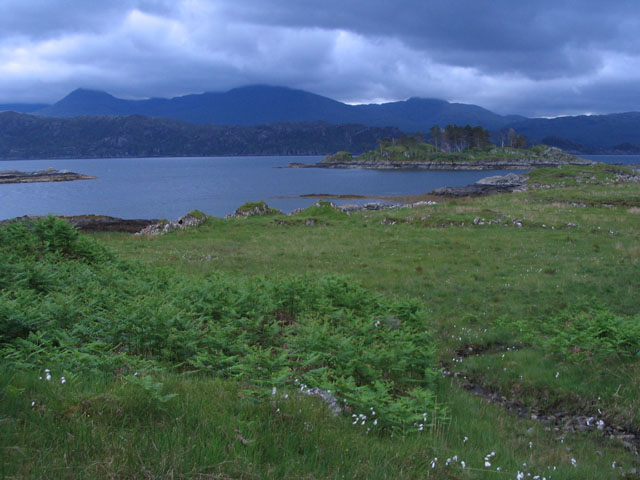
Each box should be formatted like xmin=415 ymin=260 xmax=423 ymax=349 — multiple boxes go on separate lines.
xmin=289 ymin=159 xmax=594 ymax=170
xmin=0 ymin=168 xmax=96 ymax=184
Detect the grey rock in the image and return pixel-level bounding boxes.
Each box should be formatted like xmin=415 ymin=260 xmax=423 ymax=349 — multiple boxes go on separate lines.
xmin=301 ymin=387 xmax=342 ymax=416
xmin=476 ymin=173 xmax=526 ymax=186
xmin=227 ymin=201 xmax=282 ymax=218
xmin=137 ymin=212 xmax=207 ymax=235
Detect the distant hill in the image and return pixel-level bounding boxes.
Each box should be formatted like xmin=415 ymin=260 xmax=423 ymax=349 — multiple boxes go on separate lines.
xmin=504 ymin=112 xmax=640 ymax=152
xmin=34 ymin=85 xmax=522 ymax=132
xmin=0 ymin=103 xmax=49 ymax=113
xmin=4 ymin=85 xmax=640 ymax=153
xmin=0 ymin=111 xmax=403 ymax=159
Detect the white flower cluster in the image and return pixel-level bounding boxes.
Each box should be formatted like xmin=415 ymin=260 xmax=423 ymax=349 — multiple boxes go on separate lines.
xmin=38 ymin=368 xmax=65 ymax=384
xmin=484 ymin=450 xmax=496 ymax=467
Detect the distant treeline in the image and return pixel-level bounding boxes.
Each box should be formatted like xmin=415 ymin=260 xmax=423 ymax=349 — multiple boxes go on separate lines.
xmin=376 ymin=125 xmax=528 ymax=153
xmin=0 ymin=112 xmax=404 ymax=159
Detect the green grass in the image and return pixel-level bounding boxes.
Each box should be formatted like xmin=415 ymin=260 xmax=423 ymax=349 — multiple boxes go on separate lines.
xmin=2 ymin=165 xmax=639 ymax=478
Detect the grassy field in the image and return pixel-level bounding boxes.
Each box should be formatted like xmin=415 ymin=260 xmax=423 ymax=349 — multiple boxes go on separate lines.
xmin=1 ymin=164 xmax=639 ymax=478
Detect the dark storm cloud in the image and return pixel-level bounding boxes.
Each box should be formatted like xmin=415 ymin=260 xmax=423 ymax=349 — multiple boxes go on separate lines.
xmin=0 ymin=0 xmax=639 ymax=117
xmin=219 ymin=0 xmax=639 ymax=78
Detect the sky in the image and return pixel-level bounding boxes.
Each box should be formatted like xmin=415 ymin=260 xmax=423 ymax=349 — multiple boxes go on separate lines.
xmin=1 ymin=0 xmax=639 ymax=118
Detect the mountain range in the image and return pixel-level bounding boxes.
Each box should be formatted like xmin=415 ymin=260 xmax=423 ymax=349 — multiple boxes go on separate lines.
xmin=2 ymin=85 xmax=640 ymax=154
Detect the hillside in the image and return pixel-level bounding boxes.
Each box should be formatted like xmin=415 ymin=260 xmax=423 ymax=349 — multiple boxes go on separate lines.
xmin=506 ymin=112 xmax=640 ymax=151
xmin=0 ymin=112 xmax=403 ymax=158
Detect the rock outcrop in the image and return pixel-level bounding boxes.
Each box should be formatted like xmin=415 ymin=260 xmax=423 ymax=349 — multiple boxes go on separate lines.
xmin=430 ymin=173 xmax=527 ymax=197
xmin=225 ymin=201 xmax=283 ymax=218
xmin=136 ymin=211 xmax=208 ymax=235
xmin=0 ymin=168 xmax=95 ymax=183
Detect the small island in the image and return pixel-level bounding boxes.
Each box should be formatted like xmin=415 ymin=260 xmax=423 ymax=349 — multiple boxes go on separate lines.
xmin=291 ymin=126 xmax=592 ymax=170
xmin=0 ymin=167 xmax=96 ymax=184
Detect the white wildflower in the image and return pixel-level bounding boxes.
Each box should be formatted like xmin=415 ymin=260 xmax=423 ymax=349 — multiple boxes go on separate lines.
xmin=271 ymin=386 xmax=277 ymax=396
xmin=555 ymin=371 xmax=560 ymax=378
xmin=60 ymin=377 xmax=66 ymax=384
xmin=571 ymin=458 xmax=577 ymax=467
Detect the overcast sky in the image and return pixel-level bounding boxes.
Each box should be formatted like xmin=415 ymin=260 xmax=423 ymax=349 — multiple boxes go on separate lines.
xmin=1 ymin=0 xmax=639 ymax=117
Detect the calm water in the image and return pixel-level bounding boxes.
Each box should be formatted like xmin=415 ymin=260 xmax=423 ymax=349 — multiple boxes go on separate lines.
xmin=0 ymin=154 xmax=636 ymax=220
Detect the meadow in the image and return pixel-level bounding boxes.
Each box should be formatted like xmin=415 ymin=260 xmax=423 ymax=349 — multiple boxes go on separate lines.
xmin=1 ymin=163 xmax=638 ymax=479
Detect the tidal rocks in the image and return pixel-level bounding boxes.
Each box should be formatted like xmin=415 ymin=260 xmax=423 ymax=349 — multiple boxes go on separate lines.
xmin=0 ymin=168 xmax=95 ymax=184
xmin=430 ymin=173 xmax=527 ymax=197
xmin=62 ymin=215 xmax=159 ymax=233
xmin=0 ymin=215 xmax=159 ymax=233
xmin=475 ymin=172 xmax=526 ymax=186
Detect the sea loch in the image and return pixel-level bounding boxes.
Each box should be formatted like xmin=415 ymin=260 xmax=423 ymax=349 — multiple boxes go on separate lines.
xmin=0 ymin=154 xmax=635 ymax=221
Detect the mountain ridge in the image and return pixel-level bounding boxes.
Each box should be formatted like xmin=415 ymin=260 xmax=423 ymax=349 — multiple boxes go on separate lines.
xmin=32 ymin=85 xmax=521 ymax=131
xmin=4 ymin=85 xmax=640 ymax=152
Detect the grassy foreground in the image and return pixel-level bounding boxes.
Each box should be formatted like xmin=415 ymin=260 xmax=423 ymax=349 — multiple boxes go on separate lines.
xmin=1 ymin=164 xmax=639 ymax=478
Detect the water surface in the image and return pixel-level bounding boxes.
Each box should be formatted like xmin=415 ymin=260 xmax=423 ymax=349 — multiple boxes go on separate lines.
xmin=1 ymin=154 xmax=634 ymax=220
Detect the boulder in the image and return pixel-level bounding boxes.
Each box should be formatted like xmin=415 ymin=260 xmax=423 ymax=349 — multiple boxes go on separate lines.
xmin=226 ymin=200 xmax=282 ymax=218
xmin=136 ymin=211 xmax=207 ymax=235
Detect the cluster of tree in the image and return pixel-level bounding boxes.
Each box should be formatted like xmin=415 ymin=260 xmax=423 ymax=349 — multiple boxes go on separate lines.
xmin=374 ymin=126 xmax=530 ymax=154
xmin=376 ymin=133 xmax=426 ymax=149
xmin=428 ymin=125 xmax=491 ymax=152
xmin=499 ymin=128 xmax=528 ymax=149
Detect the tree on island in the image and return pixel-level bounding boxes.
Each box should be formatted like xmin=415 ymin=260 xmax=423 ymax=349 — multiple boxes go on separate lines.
xmin=503 ymin=128 xmax=528 ymax=149
xmin=376 ymin=124 xmax=528 ymax=156
xmin=436 ymin=124 xmax=490 ymax=152
xmin=429 ymin=125 xmax=443 ymax=149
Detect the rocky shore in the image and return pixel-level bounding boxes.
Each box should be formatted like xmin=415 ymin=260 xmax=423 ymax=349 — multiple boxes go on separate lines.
xmin=0 ymin=215 xmax=160 ymax=233
xmin=0 ymin=168 xmax=96 ymax=184
xmin=289 ymin=158 xmax=593 ymax=170
xmin=430 ymin=172 xmax=527 ymax=196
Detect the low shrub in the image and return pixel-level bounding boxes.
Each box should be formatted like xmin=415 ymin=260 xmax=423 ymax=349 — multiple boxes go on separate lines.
xmin=0 ymin=217 xmax=443 ymax=432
